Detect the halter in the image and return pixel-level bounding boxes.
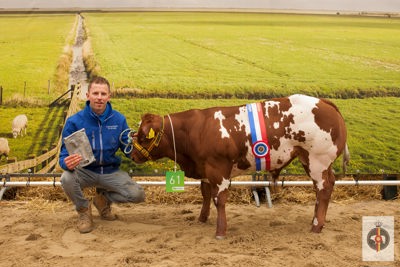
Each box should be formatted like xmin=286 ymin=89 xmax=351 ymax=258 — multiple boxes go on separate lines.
xmin=132 ymin=116 xmax=165 ymax=160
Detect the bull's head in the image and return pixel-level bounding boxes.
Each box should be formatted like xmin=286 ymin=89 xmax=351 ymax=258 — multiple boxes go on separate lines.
xmin=131 ymin=113 xmax=165 ymax=163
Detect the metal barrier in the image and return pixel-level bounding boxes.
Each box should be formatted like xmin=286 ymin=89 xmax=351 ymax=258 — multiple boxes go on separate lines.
xmin=1 ymin=173 xmax=399 ymax=202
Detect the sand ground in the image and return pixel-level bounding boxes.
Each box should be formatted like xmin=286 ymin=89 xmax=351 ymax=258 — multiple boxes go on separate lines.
xmin=1 ymin=197 xmax=399 ymax=267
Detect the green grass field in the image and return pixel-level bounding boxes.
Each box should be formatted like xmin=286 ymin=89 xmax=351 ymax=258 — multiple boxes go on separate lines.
xmin=0 ymin=14 xmax=76 ymax=103
xmin=0 ymin=12 xmax=399 ymax=175
xmin=84 ymin=12 xmax=400 ymax=98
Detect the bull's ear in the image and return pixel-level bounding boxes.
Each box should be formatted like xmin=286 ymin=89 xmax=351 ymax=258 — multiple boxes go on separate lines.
xmin=146 ymin=128 xmax=155 ymax=139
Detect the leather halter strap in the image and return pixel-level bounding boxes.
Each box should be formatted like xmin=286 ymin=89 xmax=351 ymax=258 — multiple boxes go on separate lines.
xmin=132 ymin=116 xmax=165 ymax=160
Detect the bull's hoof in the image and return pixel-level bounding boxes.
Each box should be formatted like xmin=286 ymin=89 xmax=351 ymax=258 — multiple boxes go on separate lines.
xmin=198 ymin=217 xmax=207 ymax=223
xmin=311 ymin=225 xmax=323 ymax=233
xmin=215 ymin=235 xmax=226 ymax=240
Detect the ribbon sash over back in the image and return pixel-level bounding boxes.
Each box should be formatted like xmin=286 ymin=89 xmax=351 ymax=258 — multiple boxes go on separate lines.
xmin=246 ymin=103 xmax=271 ymax=171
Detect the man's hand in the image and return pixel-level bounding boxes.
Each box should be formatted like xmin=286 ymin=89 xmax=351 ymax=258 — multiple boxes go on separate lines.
xmin=64 ymin=154 xmax=83 ymax=170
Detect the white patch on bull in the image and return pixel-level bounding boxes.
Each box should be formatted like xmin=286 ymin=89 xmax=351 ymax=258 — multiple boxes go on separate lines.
xmin=313 ymin=217 xmax=319 ymax=226
xmin=268 ymin=95 xmax=338 ymax=190
xmin=234 ymin=106 xmax=250 ymax=134
xmin=214 ymin=111 xmax=230 ymax=139
xmin=214 ymin=178 xmax=230 ymax=205
xmin=217 ymin=178 xmax=230 ymax=196
xmin=263 ymin=101 xmax=280 ymax=119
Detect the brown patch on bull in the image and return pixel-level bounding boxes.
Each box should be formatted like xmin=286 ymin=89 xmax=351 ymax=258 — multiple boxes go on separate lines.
xmin=216 ymin=108 xmax=252 ymax=173
xmin=292 ymin=130 xmax=306 ymax=142
xmin=236 ymin=158 xmax=251 ymax=170
xmin=295 ymin=147 xmax=310 ymax=175
xmin=313 ymin=99 xmax=347 ymax=155
xmin=265 ymin=97 xmax=294 ymax=150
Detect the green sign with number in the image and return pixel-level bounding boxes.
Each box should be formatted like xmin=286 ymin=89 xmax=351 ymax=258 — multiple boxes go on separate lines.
xmin=166 ymin=170 xmax=185 ymax=192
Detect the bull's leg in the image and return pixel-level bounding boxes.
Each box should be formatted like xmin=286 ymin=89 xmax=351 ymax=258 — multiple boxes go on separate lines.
xmin=198 ymin=180 xmax=211 ymax=223
xmin=210 ymin=181 xmax=229 ymax=239
xmin=311 ymin=168 xmax=335 ymax=233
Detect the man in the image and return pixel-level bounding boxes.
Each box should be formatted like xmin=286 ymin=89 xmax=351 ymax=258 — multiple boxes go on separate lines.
xmin=59 ymin=76 xmax=145 ymax=233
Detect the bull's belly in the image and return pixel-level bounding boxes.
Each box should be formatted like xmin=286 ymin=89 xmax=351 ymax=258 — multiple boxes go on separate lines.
xmin=230 ymin=152 xmax=291 ymax=177
xmin=230 ymin=141 xmax=338 ymax=178
xmin=230 ymin=146 xmax=294 ymax=177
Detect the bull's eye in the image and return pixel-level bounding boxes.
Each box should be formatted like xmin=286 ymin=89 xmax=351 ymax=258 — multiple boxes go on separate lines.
xmin=137 ymin=132 xmax=146 ymax=142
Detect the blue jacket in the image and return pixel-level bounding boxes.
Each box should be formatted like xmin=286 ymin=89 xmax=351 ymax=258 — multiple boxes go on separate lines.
xmin=59 ymin=101 xmax=131 ymax=174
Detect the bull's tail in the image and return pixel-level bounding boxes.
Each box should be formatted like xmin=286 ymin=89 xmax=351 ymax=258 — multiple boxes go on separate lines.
xmin=342 ymin=143 xmax=350 ymax=175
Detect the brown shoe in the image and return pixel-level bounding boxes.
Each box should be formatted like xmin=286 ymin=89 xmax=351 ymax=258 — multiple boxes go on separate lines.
xmin=77 ymin=203 xmax=94 ymax=234
xmin=93 ymin=193 xmax=117 ymax=221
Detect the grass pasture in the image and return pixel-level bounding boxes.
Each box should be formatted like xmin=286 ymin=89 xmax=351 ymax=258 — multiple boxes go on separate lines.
xmin=0 ymin=14 xmax=76 ymax=103
xmin=84 ymin=12 xmax=400 ymax=98
xmin=0 ymin=105 xmax=67 ymax=164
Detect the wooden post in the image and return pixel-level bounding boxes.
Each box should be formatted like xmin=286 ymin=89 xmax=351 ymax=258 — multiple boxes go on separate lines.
xmin=59 ymin=124 xmax=64 ymax=135
xmin=24 ymin=81 xmax=27 ymax=97
xmin=70 ymin=84 xmax=75 ymax=99
xmin=0 ymin=86 xmax=2 ymax=105
xmin=28 ymin=154 xmax=36 ymax=173
xmin=7 ymin=157 xmax=17 ymax=164
xmin=42 ymin=149 xmax=49 ymax=169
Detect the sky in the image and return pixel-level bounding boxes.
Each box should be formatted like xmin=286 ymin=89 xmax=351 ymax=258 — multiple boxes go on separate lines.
xmin=0 ymin=0 xmax=399 ymax=12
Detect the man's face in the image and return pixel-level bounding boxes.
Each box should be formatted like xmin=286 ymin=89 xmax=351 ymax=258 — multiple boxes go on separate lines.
xmin=86 ymin=83 xmax=111 ymax=115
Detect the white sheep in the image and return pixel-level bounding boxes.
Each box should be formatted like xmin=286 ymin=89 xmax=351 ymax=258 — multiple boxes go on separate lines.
xmin=12 ymin=114 xmax=28 ymax=138
xmin=0 ymin=138 xmax=10 ymax=161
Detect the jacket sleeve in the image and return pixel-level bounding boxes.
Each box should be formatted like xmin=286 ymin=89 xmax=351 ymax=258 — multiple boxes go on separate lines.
xmin=58 ymin=118 xmax=78 ymax=171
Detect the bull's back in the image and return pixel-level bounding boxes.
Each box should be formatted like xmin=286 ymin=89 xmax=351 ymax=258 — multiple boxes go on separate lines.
xmin=265 ymin=94 xmax=347 ymax=170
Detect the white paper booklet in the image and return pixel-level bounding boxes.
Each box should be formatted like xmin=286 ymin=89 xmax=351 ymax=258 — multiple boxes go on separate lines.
xmin=64 ymin=128 xmax=96 ymax=167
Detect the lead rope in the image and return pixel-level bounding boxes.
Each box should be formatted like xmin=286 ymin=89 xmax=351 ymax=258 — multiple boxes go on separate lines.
xmin=167 ymin=114 xmax=177 ymax=172
xmin=120 ymin=128 xmax=135 ymax=154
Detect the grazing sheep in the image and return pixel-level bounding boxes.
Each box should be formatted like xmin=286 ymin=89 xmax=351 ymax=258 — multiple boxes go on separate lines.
xmin=0 ymin=138 xmax=10 ymax=161
xmin=12 ymin=114 xmax=28 ymax=138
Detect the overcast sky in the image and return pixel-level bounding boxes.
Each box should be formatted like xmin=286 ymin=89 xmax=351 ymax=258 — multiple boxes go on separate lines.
xmin=0 ymin=0 xmax=399 ymax=12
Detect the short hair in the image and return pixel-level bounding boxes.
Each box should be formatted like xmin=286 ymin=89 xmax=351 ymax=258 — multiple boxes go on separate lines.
xmin=88 ymin=76 xmax=110 ymax=92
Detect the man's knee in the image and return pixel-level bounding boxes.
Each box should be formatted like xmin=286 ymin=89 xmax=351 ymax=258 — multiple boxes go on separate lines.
xmin=127 ymin=185 xmax=145 ymax=203
xmin=61 ymin=171 xmax=75 ymax=190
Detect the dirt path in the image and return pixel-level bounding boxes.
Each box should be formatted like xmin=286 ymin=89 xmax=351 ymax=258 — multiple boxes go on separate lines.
xmin=1 ymin=199 xmax=399 ymax=267
xmin=68 ymin=14 xmax=88 ymax=99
